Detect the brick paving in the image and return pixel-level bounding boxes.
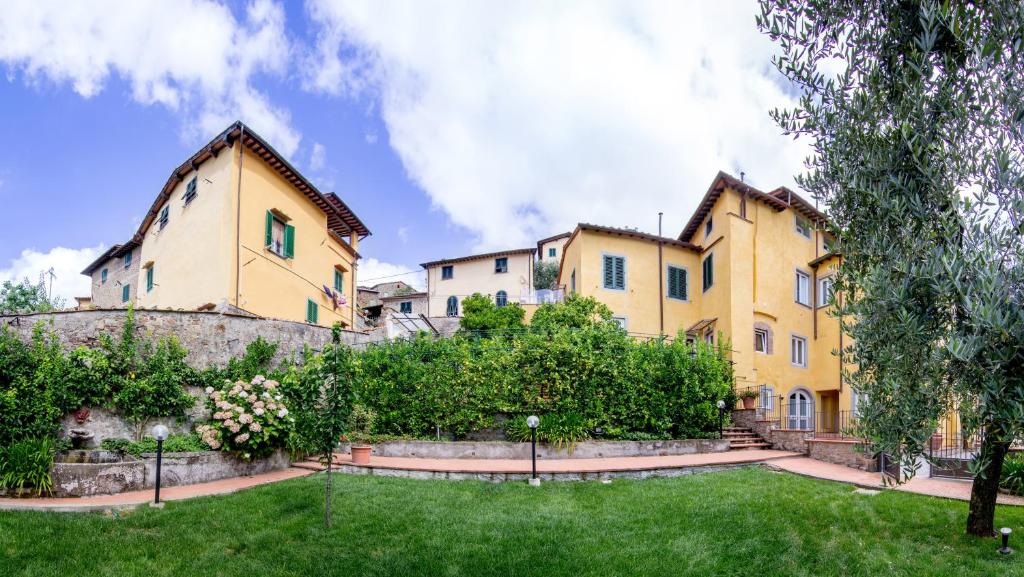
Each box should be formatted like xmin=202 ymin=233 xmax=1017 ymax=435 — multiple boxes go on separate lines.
xmin=0 ymin=467 xmax=314 ymax=512
xmin=769 ymin=456 xmax=1024 ymax=506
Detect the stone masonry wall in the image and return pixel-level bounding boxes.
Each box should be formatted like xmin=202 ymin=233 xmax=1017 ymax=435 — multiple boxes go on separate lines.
xmin=0 ymin=308 xmax=373 ymax=368
xmin=769 ymin=429 xmax=811 ymax=454
xmin=807 ymin=439 xmax=879 ymax=471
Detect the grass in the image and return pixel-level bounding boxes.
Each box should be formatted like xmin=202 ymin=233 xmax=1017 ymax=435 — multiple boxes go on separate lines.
xmin=1 ymin=467 xmax=1022 ymax=576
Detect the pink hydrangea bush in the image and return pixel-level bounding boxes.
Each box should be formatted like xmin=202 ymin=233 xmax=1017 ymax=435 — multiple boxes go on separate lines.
xmin=196 ymin=375 xmax=292 ymax=459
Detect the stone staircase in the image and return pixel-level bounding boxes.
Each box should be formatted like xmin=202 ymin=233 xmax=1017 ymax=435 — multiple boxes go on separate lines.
xmin=723 ymin=426 xmax=771 ymax=450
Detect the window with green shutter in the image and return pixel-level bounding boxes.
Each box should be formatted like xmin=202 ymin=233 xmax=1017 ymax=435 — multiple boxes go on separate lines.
xmin=265 ymin=211 xmax=295 ymax=259
xmin=101 ymin=269 xmax=108 ymax=284
xmin=667 ymin=265 xmax=688 ymax=300
xmin=122 ymin=284 xmax=130 ymax=303
xmin=602 ymin=254 xmax=625 ymax=290
xmin=184 ymin=177 xmax=198 ymax=205
xmin=306 ymin=299 xmax=318 ymax=324
xmin=146 ymin=266 xmax=154 ymax=292
xmin=333 ymin=269 xmax=343 ymax=293
xmin=158 ymin=205 xmax=169 ymax=230
xmin=702 ymin=254 xmax=714 ymax=292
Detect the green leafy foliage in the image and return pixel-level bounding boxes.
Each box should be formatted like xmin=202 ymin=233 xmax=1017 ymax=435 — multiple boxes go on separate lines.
xmin=113 ymin=336 xmax=195 ymax=437
xmin=758 ymin=0 xmax=1024 ymax=536
xmin=458 ymin=293 xmax=526 ymax=335
xmin=1000 ymin=453 xmax=1024 ymax=496
xmin=197 ymin=376 xmax=291 ymax=460
xmin=533 ymin=260 xmax=559 ymax=290
xmin=529 ymin=293 xmax=613 ymax=329
xmin=504 ymin=413 xmax=591 ymax=450
xmin=0 ymin=275 xmax=63 ymax=314
xmin=0 ymin=438 xmax=55 ymax=495
xmin=100 ymin=433 xmax=206 ymax=456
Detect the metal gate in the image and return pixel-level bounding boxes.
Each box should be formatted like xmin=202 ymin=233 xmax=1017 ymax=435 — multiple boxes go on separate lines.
xmin=928 ymin=417 xmax=981 ymax=479
xmin=879 ymin=452 xmax=900 ymax=482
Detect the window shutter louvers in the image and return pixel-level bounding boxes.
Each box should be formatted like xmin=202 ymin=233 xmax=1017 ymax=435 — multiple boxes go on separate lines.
xmin=615 ymin=258 xmax=624 ymax=289
xmin=265 ymin=211 xmax=273 ymax=247
xmin=284 ymin=224 xmax=295 ymax=258
xmin=603 ymin=255 xmax=614 ymax=288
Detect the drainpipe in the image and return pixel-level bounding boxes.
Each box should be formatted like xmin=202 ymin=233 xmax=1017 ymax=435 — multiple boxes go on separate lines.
xmin=234 ymin=125 xmax=245 ymax=308
xmin=658 ymin=212 xmax=664 ymax=338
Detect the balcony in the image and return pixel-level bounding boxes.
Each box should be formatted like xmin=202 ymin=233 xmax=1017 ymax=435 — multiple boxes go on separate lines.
xmin=517 ymin=288 xmax=564 ymax=305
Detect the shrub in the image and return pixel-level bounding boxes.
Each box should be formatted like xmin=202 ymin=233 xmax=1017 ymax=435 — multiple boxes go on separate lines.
xmin=1001 ymin=453 xmax=1024 ymax=496
xmin=122 ymin=433 xmax=207 ymax=456
xmin=459 ymin=293 xmax=526 ymax=335
xmin=0 ymin=438 xmax=55 ymax=496
xmin=197 ymin=376 xmax=293 ymax=459
xmin=504 ymin=413 xmax=592 ymax=450
xmin=113 ymin=336 xmax=195 ymax=438
xmin=100 ymin=438 xmax=133 ymax=454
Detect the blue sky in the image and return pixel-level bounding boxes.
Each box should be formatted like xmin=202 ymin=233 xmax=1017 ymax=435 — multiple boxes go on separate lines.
xmin=0 ymin=1 xmax=809 ymax=301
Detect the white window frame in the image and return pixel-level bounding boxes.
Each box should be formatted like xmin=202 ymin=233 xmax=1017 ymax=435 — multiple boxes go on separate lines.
xmin=399 ymin=301 xmax=413 ymax=314
xmin=548 ymin=247 xmax=556 ymax=258
xmin=791 ymin=335 xmax=808 ymax=368
xmin=611 ymin=316 xmax=628 ymax=330
xmin=759 ymin=386 xmax=775 ymax=411
xmin=494 ymin=257 xmax=508 ymax=274
xmin=817 ymin=275 xmax=834 ymax=307
xmin=795 ymin=215 xmax=811 ymax=239
xmin=754 ymin=328 xmax=768 ymax=353
xmin=795 ymin=270 xmax=811 ymax=306
xmin=787 ymin=389 xmax=813 ymax=430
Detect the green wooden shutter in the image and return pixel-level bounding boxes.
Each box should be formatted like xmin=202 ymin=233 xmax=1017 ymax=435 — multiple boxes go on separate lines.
xmin=122 ymin=284 xmax=130 ymax=303
xmin=667 ymin=267 xmax=678 ymax=298
xmin=603 ymin=255 xmax=614 ymax=288
xmin=614 ymin=257 xmax=625 ymax=289
xmin=680 ymin=268 xmax=688 ymax=299
xmin=146 ymin=267 xmax=154 ymax=292
xmin=265 ymin=211 xmax=273 ymax=247
xmin=284 ymin=224 xmax=295 ymax=258
xmin=306 ymin=299 xmax=318 ymax=324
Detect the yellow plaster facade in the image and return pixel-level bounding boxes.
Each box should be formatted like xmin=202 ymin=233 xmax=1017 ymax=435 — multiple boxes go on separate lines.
xmin=558 ymin=173 xmax=852 ymax=424
xmin=93 ymin=122 xmax=369 ymax=329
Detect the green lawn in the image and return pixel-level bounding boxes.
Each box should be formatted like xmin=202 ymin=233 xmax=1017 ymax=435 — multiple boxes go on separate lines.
xmin=1 ymin=467 xmax=1022 ymax=576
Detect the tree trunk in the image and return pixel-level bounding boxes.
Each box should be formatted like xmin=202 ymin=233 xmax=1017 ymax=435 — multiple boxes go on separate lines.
xmin=966 ymin=434 xmax=1010 ymax=537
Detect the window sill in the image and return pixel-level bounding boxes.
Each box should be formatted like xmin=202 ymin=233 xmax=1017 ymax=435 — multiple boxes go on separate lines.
xmin=795 ymin=301 xmax=812 ymax=309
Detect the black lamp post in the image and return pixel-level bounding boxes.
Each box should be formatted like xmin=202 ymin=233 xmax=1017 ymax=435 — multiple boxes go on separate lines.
xmin=151 ymin=424 xmax=169 ymax=507
xmin=1000 ymin=527 xmax=1013 ymax=555
xmin=527 ymin=415 xmax=540 ymax=486
xmin=716 ymin=400 xmax=726 ymax=439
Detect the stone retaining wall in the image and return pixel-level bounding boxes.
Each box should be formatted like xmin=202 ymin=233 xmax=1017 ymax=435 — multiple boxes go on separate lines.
xmin=343 ymin=439 xmax=729 ymax=460
xmin=49 ymin=449 xmax=290 ymax=497
xmin=0 ymin=308 xmax=371 ymax=368
xmin=768 ymin=429 xmax=811 ymax=454
xmin=807 ymin=439 xmax=878 ymax=471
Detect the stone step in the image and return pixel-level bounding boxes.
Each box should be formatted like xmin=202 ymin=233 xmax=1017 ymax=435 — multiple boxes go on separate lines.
xmin=292 ymin=461 xmax=325 ymax=471
xmin=729 ymin=442 xmax=772 ymax=450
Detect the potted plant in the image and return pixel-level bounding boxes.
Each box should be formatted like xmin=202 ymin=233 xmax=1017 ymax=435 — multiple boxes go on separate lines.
xmin=347 ymin=405 xmax=376 ymax=465
xmin=929 ymin=432 xmax=944 ymax=452
xmin=740 ymin=389 xmax=759 ymax=410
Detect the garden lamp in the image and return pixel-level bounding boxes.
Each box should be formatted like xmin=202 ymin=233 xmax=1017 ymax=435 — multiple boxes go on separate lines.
xmin=151 ymin=424 xmax=169 ymax=506
xmin=526 ymin=415 xmax=540 ymax=486
xmin=716 ymin=400 xmax=726 ymax=439
xmin=1000 ymin=527 xmax=1013 ymax=555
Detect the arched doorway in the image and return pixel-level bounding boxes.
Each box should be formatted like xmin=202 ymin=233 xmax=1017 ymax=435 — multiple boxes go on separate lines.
xmin=787 ymin=389 xmax=813 ymax=430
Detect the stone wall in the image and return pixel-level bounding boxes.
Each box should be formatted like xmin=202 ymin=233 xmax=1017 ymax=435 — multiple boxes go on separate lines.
xmin=807 ymin=439 xmax=878 ymax=471
xmin=0 ymin=308 xmax=373 ymax=368
xmin=342 ymin=438 xmax=730 ymax=460
xmin=59 ymin=397 xmax=209 ymax=447
xmin=768 ymin=429 xmax=811 ymax=454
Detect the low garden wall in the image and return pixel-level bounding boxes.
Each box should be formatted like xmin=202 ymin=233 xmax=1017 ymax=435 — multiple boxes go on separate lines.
xmin=343 ymin=439 xmax=730 ymax=459
xmin=49 ymin=449 xmax=290 ymax=497
xmin=0 ymin=308 xmax=371 ymax=368
xmin=767 ymin=430 xmax=811 ymax=453
xmin=807 ymin=439 xmax=878 ymax=471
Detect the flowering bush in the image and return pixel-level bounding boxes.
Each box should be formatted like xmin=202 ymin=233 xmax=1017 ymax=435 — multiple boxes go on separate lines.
xmin=197 ymin=375 xmax=293 ymax=459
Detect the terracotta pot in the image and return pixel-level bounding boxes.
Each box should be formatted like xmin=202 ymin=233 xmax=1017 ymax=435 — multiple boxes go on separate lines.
xmin=929 ymin=433 xmax=944 ymax=452
xmin=351 ymin=445 xmax=372 ymax=465
xmin=742 ymin=396 xmax=757 ymax=410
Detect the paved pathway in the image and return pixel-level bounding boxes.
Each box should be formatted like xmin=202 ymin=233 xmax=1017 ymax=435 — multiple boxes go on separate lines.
xmin=769 ymin=456 xmax=1024 ymax=506
xmin=0 ymin=467 xmax=313 ymax=512
xmin=305 ymin=449 xmax=800 ymax=474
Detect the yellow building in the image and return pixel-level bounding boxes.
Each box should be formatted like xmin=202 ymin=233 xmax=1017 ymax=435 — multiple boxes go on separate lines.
xmin=557 ymin=172 xmax=850 ymax=428
xmin=81 ymin=122 xmax=370 ymax=328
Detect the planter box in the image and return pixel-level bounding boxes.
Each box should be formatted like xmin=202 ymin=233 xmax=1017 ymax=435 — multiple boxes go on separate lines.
xmin=340 ymin=439 xmax=729 ymax=460
xmin=51 ymin=450 xmax=146 ymax=497
xmin=138 ymin=449 xmax=290 ymax=488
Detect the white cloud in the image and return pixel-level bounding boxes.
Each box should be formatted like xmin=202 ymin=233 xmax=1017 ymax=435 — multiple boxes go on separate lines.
xmin=309 ymin=142 xmax=327 ymax=171
xmin=0 ymin=0 xmax=301 ymax=156
xmin=305 ymin=0 xmax=810 ymax=248
xmin=396 ymin=226 xmax=409 ymax=244
xmin=364 ymin=131 xmax=378 ymax=145
xmin=0 ymin=245 xmax=105 ymax=306
xmin=357 ymin=257 xmax=424 ymax=291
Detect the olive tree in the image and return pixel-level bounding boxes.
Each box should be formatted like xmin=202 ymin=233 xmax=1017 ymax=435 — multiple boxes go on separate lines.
xmin=758 ymin=0 xmax=1024 ymax=535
